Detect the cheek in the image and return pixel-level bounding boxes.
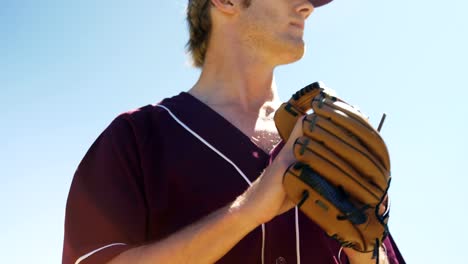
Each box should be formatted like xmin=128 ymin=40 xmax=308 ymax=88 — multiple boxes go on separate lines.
xmin=262 ymin=6 xmax=284 ymax=28
xmin=245 ymin=3 xmax=284 ymax=29
xmin=239 ymin=5 xmax=292 ymax=47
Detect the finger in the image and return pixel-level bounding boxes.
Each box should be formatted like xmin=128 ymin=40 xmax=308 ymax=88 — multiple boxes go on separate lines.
xmin=378 ymin=195 xmax=388 ymax=216
xmin=312 ymin=96 xmax=390 ymax=171
xmin=293 ymin=137 xmax=383 ymax=204
xmin=274 ymin=83 xmax=323 ymax=141
xmin=284 ymin=115 xmax=307 ymax=149
xmin=276 ymin=115 xmax=307 ymax=167
xmin=302 ymin=116 xmax=389 ymax=190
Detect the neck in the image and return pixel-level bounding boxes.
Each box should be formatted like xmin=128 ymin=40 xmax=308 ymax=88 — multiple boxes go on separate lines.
xmin=188 ymin=29 xmax=281 ymax=115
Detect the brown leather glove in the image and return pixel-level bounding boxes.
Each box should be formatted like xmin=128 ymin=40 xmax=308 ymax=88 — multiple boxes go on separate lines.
xmin=274 ymin=82 xmax=391 ymax=256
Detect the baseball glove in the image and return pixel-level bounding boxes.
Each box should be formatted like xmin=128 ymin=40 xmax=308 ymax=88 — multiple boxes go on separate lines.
xmin=274 ymin=82 xmax=391 ymax=258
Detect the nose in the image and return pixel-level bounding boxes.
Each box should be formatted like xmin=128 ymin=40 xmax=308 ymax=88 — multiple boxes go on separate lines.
xmin=296 ymin=0 xmax=314 ymax=19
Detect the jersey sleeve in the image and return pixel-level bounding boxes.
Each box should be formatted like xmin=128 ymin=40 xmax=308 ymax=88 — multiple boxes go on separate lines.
xmin=62 ymin=114 xmax=147 ymax=264
xmin=383 ymin=234 xmax=406 ymax=264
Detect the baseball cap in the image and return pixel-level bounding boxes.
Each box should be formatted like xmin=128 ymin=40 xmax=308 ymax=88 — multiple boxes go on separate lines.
xmin=188 ymin=0 xmax=333 ymax=8
xmin=310 ymin=0 xmax=334 ymax=8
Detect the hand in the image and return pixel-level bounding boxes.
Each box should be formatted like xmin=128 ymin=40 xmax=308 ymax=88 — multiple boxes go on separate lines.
xmin=233 ymin=116 xmax=305 ymax=226
xmin=343 ymin=194 xmax=389 ymax=264
xmin=343 ymin=246 xmax=389 ymax=264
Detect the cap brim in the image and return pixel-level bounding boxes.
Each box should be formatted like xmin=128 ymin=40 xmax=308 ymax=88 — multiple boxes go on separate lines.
xmin=310 ymin=0 xmax=333 ymax=7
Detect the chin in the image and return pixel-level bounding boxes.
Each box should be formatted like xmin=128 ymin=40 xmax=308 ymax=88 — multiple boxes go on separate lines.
xmin=278 ymin=42 xmax=305 ymax=65
xmin=291 ymin=45 xmax=305 ymax=61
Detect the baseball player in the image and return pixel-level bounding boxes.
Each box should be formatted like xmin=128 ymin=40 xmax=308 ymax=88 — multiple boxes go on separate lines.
xmin=63 ymin=0 xmax=405 ymax=263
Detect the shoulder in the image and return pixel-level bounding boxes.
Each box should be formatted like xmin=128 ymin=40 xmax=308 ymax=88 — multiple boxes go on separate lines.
xmin=101 ymin=92 xmax=199 ymax=148
xmin=108 ymin=92 xmax=188 ymax=132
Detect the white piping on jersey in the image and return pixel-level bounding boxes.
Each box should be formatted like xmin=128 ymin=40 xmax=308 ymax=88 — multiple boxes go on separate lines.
xmin=75 ymin=243 xmax=127 ymax=264
xmin=156 ymin=104 xmax=254 ymax=187
xmin=157 ymin=104 xmax=302 ymax=264
xmin=295 ymin=207 xmax=301 ymax=264
xmin=156 ymin=104 xmax=267 ymax=264
xmin=338 ymin=246 xmax=344 ymax=264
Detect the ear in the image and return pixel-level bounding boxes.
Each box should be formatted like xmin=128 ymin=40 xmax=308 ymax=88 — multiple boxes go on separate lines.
xmin=210 ymin=0 xmax=241 ymax=15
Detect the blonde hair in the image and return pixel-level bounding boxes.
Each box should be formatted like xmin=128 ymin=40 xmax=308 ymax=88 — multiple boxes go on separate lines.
xmin=186 ymin=0 xmax=212 ymax=67
xmin=186 ymin=0 xmax=252 ymax=67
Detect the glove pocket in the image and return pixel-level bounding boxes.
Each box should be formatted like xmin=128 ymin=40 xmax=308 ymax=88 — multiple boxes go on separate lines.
xmin=283 ymin=162 xmax=386 ymax=253
xmin=302 ymin=116 xmax=389 ymax=191
xmin=293 ymin=136 xmax=384 ymax=203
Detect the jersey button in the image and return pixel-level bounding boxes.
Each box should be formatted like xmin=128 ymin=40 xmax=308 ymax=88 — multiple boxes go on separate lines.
xmin=276 ymin=256 xmax=287 ymax=264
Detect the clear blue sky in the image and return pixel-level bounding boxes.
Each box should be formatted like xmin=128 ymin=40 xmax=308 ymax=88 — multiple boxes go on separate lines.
xmin=1 ymin=0 xmax=467 ymax=263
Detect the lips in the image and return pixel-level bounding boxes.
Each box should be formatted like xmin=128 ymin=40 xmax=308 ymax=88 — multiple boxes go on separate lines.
xmin=290 ymin=21 xmax=305 ymax=30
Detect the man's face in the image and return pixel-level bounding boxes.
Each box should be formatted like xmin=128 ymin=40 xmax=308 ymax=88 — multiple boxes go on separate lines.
xmin=238 ymin=0 xmax=314 ymax=65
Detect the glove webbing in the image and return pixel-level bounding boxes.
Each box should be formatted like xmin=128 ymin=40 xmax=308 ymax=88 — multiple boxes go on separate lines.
xmin=294 ymin=162 xmax=368 ymax=225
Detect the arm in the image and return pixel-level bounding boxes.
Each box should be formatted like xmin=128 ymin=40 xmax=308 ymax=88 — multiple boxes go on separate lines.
xmin=63 ymin=113 xmax=303 ymax=264
xmin=108 ymin=147 xmax=297 ymax=264
xmin=66 ymin=182 xmax=262 ymax=264
xmin=107 ymin=118 xmax=304 ymax=264
xmin=108 ymin=191 xmax=257 ymax=263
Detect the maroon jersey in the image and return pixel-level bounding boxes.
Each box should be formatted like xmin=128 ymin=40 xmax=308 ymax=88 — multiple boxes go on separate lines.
xmin=63 ymin=92 xmax=405 ymax=264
